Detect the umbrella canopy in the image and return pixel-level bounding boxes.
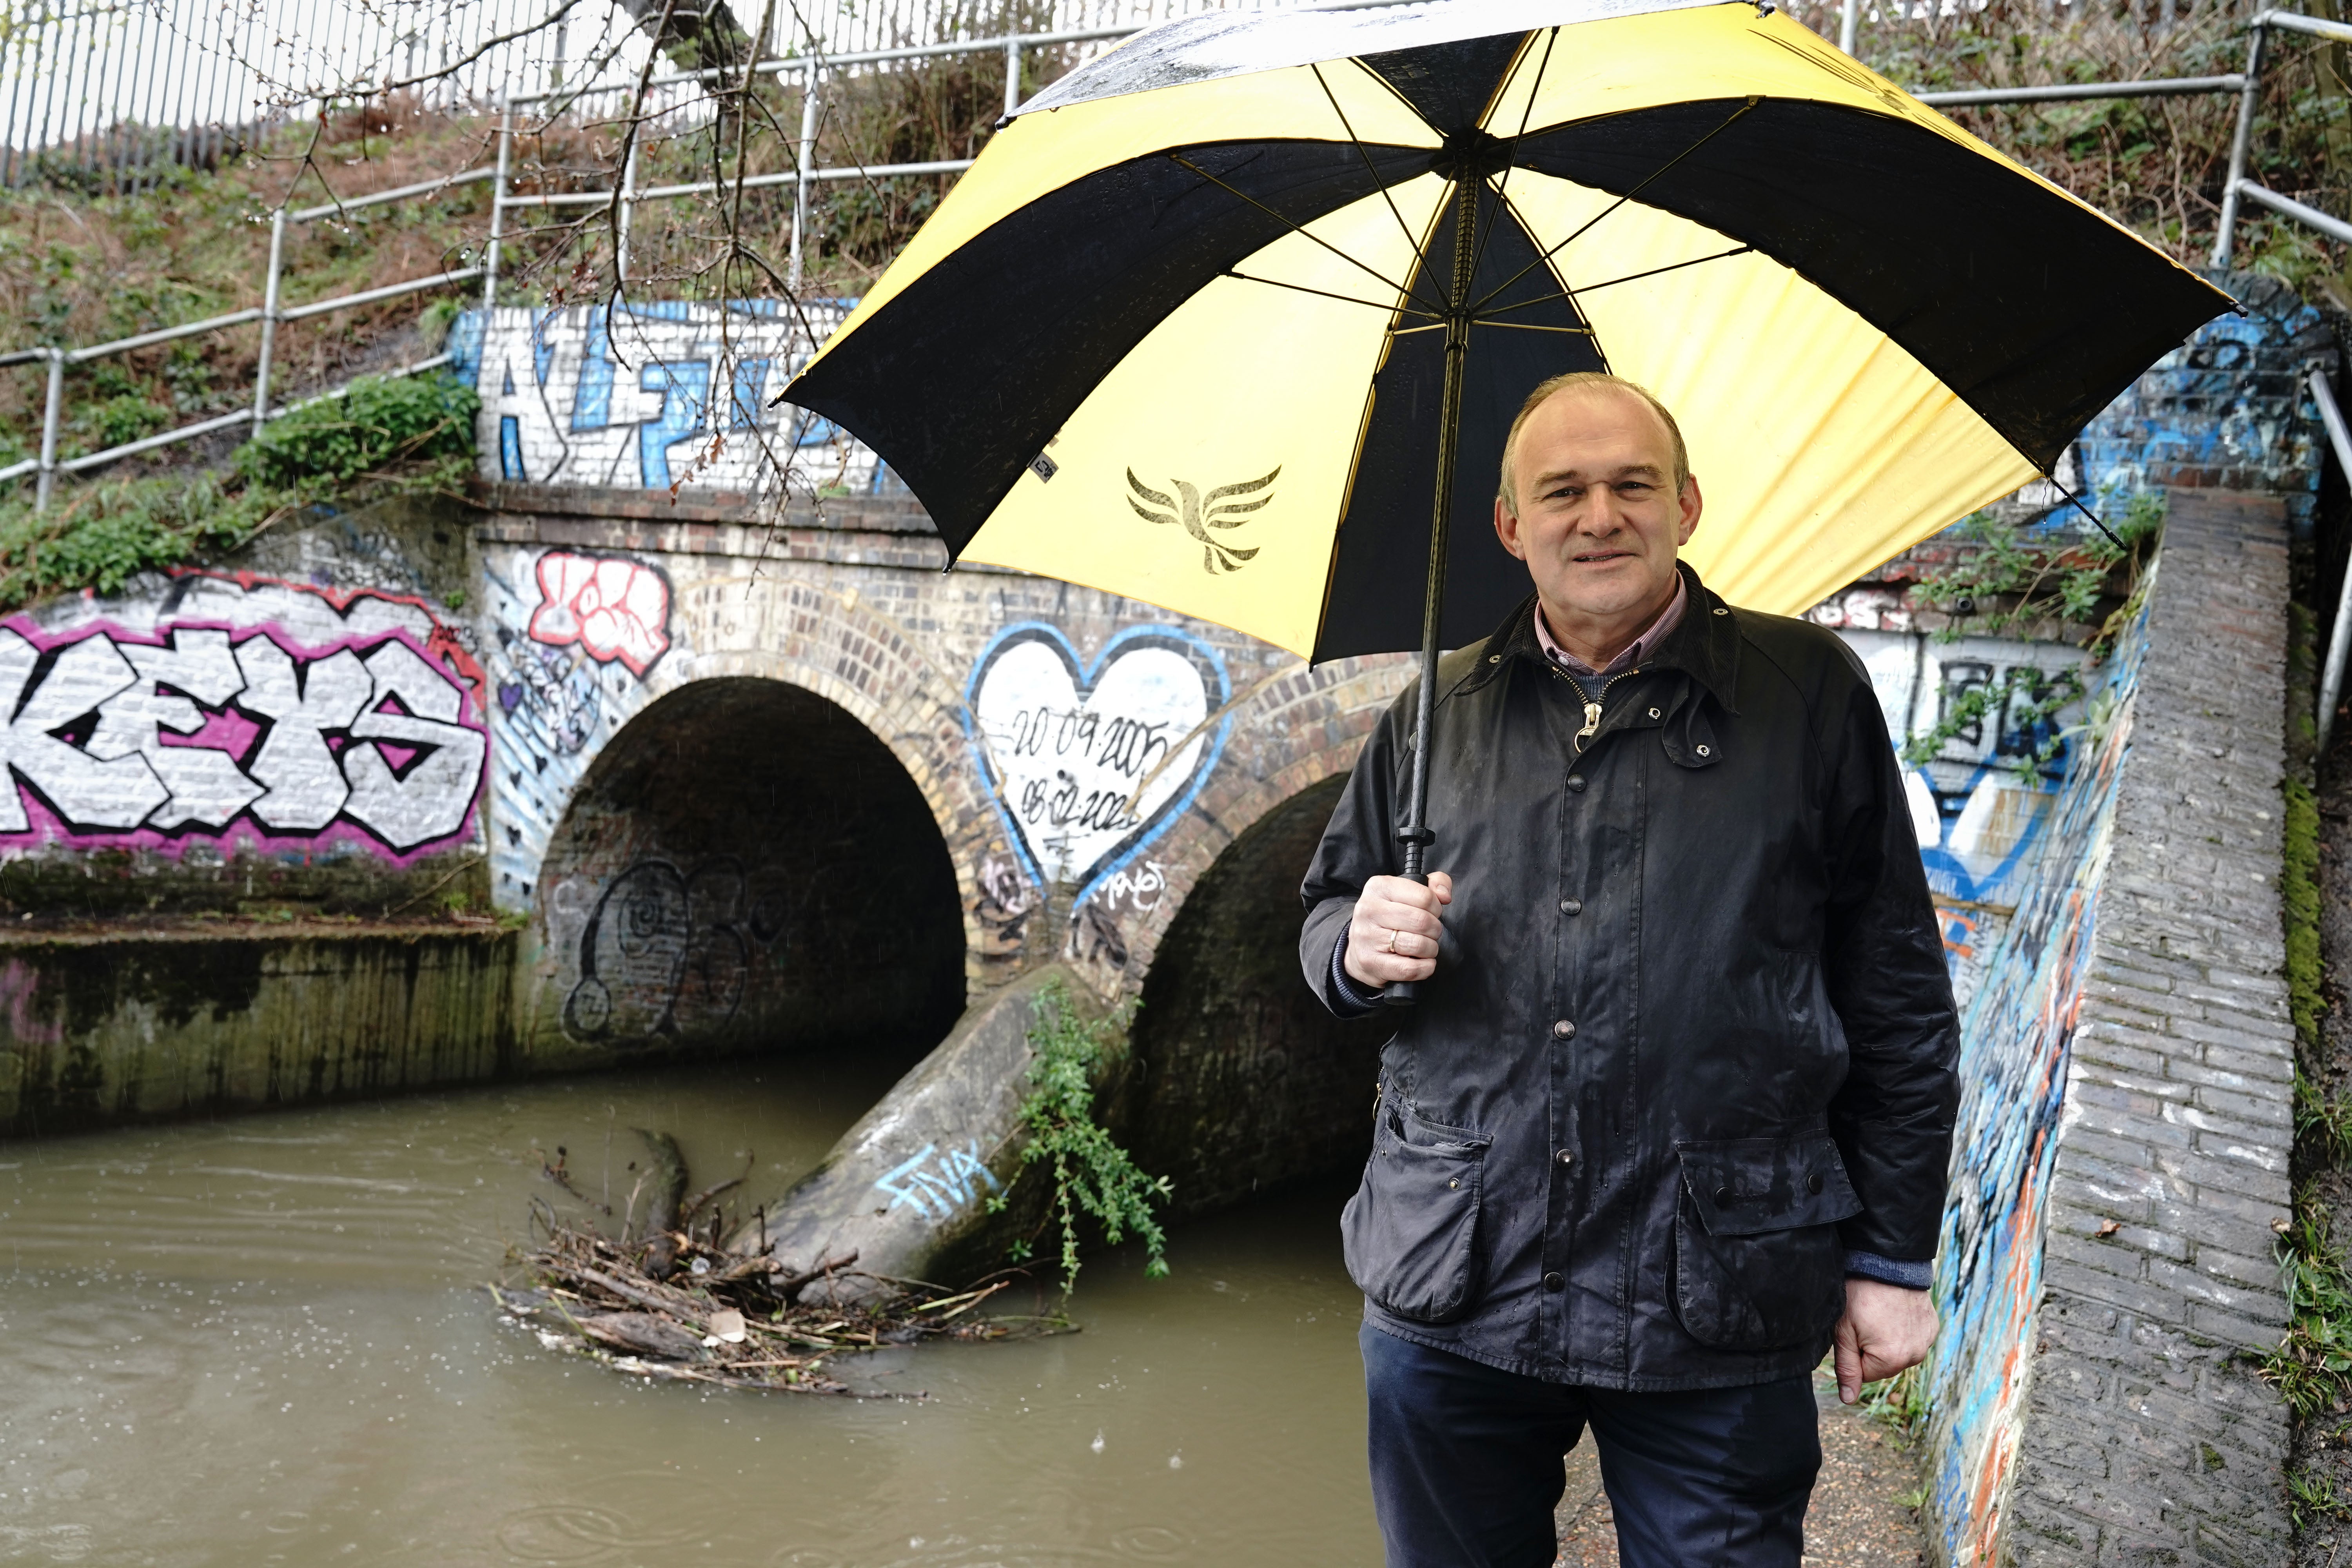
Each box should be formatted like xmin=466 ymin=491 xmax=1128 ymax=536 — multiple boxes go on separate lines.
xmin=783 ymin=0 xmax=2229 ymax=662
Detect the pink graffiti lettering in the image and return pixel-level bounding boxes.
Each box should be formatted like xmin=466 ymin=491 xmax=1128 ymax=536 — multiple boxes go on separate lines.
xmin=528 ymin=552 xmax=671 ymax=677
xmin=0 ymin=617 xmax=487 ymax=864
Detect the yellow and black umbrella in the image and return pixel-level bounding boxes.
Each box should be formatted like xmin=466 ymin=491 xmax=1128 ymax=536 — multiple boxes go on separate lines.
xmin=782 ymin=0 xmax=2226 ymax=916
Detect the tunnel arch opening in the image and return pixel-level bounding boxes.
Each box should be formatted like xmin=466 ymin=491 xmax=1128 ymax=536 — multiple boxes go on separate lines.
xmin=536 ymin=677 xmax=966 ymax=1065
xmin=1129 ymin=773 xmax=1388 ymax=1218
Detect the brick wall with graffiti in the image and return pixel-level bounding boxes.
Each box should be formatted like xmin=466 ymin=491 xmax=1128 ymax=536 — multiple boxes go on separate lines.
xmin=450 ymin=301 xmax=880 ymax=496
xmin=0 ymin=501 xmax=489 ymax=913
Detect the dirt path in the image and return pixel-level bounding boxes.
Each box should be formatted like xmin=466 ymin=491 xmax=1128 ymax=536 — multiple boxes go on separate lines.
xmin=1554 ymin=1370 xmax=1927 ymax=1566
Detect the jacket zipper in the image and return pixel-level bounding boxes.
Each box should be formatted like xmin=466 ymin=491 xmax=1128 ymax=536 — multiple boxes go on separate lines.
xmin=1568 ymin=666 xmax=1642 ymax=754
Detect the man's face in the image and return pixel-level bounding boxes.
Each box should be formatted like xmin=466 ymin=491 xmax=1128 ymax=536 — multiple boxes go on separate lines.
xmin=1494 ymin=386 xmax=1702 ymax=625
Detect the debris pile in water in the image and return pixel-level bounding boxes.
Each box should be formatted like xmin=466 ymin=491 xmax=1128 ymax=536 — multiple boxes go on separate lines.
xmin=490 ymin=1129 xmax=1028 ymax=1396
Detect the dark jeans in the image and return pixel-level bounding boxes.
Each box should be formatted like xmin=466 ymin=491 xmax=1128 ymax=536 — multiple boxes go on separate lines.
xmin=1360 ymin=1323 xmax=1822 ymax=1568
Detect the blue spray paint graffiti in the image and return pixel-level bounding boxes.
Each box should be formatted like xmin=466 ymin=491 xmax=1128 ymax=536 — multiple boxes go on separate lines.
xmin=964 ymin=622 xmax=1234 ymax=914
xmin=1920 ymin=588 xmax=2152 ymax=1564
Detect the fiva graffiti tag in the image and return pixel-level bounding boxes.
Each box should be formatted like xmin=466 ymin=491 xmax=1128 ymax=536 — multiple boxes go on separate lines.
xmin=873 ymin=1140 xmax=1002 ymax=1223
xmin=0 ymin=621 xmax=486 ymax=858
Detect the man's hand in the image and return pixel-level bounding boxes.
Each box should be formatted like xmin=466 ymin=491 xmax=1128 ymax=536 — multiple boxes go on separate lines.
xmin=1344 ymin=873 xmax=1454 ymax=987
xmin=1832 ymin=1278 xmax=1938 ymax=1405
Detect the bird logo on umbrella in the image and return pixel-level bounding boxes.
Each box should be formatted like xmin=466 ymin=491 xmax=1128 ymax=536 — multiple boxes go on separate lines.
xmin=1125 ymin=466 xmax=1281 ymax=574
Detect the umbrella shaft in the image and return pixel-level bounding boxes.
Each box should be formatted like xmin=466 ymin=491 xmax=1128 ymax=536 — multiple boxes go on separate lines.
xmin=1387 ymin=175 xmax=1481 ymax=1007
xmin=1397 ymin=174 xmax=1481 ymax=882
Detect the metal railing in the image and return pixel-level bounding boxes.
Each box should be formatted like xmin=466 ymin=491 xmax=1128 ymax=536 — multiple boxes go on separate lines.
xmin=0 ymin=0 xmax=1323 ymax=194
xmin=2214 ymin=8 xmax=2352 ymax=261
xmin=0 ymin=161 xmax=496 ymax=506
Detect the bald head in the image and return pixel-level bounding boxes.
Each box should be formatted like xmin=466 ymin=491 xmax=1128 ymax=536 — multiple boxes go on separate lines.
xmin=1497 ymin=373 xmax=1690 ymax=517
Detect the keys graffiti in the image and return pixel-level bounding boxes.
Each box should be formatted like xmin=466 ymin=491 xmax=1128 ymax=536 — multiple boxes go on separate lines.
xmin=0 ymin=623 xmax=487 ymax=857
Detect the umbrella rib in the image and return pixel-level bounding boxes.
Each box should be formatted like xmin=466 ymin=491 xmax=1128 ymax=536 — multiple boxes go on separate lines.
xmin=1468 ymin=97 xmax=1760 ymax=318
xmin=1477 ymin=245 xmax=1757 ymax=319
xmin=1168 ymin=152 xmax=1427 ymax=309
xmin=1308 ymin=62 xmax=1446 ymax=317
xmin=1471 ymin=321 xmax=1595 ymax=334
xmin=1463 ymin=26 xmax=1560 ymax=293
xmin=1227 ymin=269 xmax=1437 ymax=319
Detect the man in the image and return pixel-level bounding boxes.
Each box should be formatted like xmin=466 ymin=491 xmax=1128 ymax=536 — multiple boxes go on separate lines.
xmin=1299 ymin=373 xmax=1956 ymax=1568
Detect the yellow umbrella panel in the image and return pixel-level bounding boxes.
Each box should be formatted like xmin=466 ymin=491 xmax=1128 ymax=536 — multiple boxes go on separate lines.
xmin=784 ymin=0 xmax=2231 ymax=662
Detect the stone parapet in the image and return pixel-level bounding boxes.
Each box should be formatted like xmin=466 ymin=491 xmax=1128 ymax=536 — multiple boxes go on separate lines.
xmin=2007 ymin=489 xmax=2294 ymax=1564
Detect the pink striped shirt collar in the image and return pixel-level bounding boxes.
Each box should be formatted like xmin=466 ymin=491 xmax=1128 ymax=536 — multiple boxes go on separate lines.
xmin=1533 ymin=571 xmax=1689 ymax=678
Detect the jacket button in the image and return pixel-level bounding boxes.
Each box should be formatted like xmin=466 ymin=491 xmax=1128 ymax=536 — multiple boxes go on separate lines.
xmin=1543 ymin=1271 xmax=1565 ymax=1292
xmin=1552 ymin=1019 xmax=1576 ymax=1039
xmin=1556 ymin=1149 xmax=1574 ymax=1165
xmin=1807 ymin=1173 xmax=1824 ymax=1194
xmin=1714 ymin=1185 xmax=1733 ymax=1205
xmin=1565 ymin=775 xmax=1587 ymax=792
xmin=1560 ymin=898 xmax=1582 ymax=915
xmin=1696 ymin=745 xmax=1711 ymax=757
xmin=1648 ymin=707 xmax=1661 ymax=719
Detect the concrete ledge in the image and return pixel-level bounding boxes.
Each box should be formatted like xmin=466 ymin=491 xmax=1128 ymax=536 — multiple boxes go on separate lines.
xmin=0 ymin=922 xmax=519 ymax=1137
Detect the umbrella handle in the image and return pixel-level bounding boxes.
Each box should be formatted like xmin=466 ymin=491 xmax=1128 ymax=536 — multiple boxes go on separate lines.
xmin=1381 ymin=847 xmax=1433 ymax=1009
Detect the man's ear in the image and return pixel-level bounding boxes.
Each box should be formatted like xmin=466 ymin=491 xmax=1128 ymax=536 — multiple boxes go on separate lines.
xmin=1494 ymin=495 xmax=1528 ymax=561
xmin=1676 ymin=476 xmax=1703 ymax=547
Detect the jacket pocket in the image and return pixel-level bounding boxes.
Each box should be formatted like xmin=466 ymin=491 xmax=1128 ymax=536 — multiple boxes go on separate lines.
xmin=1670 ymin=1132 xmax=1863 ymax=1352
xmin=1341 ymin=1101 xmax=1490 ymax=1324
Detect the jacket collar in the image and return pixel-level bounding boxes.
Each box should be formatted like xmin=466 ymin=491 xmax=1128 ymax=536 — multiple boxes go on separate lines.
xmin=1463 ymin=561 xmax=1742 ymax=714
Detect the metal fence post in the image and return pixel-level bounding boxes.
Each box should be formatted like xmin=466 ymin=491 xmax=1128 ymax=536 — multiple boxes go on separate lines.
xmin=1838 ymin=0 xmax=1858 ymax=57
xmin=1005 ymin=34 xmax=1024 ymax=115
xmin=2211 ymin=17 xmax=2269 ymax=268
xmin=2314 ymin=369 xmax=2352 ymax=757
xmin=252 ymin=205 xmax=288 ymax=435
xmin=34 ymin=349 xmax=63 ymax=513
xmin=484 ymin=102 xmax=510 ymax=311
xmin=616 ymin=136 xmax=639 ymax=283
xmin=788 ymin=58 xmax=820 ymax=290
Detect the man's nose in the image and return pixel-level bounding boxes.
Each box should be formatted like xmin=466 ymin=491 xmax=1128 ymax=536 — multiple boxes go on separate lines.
xmin=1580 ymin=486 xmax=1625 ymax=535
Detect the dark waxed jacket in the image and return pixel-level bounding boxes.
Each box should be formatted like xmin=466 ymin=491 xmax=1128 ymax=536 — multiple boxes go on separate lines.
xmin=1299 ymin=564 xmax=1958 ymax=1390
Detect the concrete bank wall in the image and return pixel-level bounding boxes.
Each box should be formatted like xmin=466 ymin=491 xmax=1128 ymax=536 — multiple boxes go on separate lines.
xmin=1922 ymin=490 xmax=2296 ymax=1566
xmin=0 ymin=924 xmax=515 ymax=1136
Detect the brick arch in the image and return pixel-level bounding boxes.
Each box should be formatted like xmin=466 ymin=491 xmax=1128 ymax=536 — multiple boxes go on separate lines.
xmin=646 ymin=573 xmax=1005 ymax=973
xmin=1107 ymin=653 xmax=1412 ymax=994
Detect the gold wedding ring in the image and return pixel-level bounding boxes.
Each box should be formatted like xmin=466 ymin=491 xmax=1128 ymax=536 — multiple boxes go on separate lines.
xmin=1383 ymin=928 xmax=1401 ymax=954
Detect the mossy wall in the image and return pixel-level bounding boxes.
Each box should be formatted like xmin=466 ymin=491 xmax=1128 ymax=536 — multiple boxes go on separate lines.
xmin=0 ymin=924 xmax=516 ymax=1136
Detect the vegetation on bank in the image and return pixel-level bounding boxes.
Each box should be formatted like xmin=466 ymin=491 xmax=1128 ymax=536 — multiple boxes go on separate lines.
xmin=993 ymin=978 xmax=1173 ymax=1297
xmin=1897 ymin=490 xmax=2167 ymax=772
xmin=2265 ymin=601 xmax=2352 ymax=1530
xmin=0 ymin=371 xmax=477 ymax=613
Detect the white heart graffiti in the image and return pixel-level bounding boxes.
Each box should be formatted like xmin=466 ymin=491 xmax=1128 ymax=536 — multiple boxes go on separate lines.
xmin=968 ymin=626 xmax=1228 ymax=899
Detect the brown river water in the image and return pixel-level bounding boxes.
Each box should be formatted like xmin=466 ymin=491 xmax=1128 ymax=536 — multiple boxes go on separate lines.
xmin=0 ymin=1061 xmax=1381 ymax=1567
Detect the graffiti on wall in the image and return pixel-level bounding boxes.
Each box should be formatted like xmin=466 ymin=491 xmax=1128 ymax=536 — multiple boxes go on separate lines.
xmin=450 ymin=301 xmax=880 ymax=494
xmin=0 ymin=575 xmax=486 ymax=861
xmin=966 ymin=622 xmax=1232 ymax=977
xmin=482 ymin=547 xmax=679 ymax=906
xmin=1835 ymin=628 xmax=2090 ymax=1010
xmin=1918 ymin=594 xmax=2149 ymax=1566
xmin=557 ymin=855 xmax=787 ymax=1043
